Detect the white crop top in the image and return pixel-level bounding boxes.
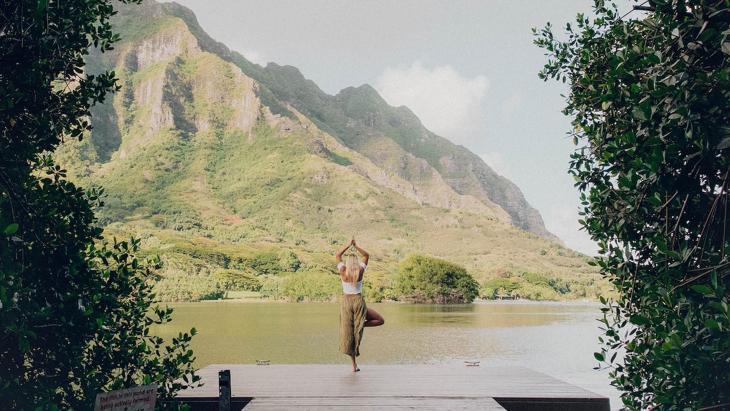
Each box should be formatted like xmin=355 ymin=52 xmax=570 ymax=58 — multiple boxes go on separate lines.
xmin=337 ymin=261 xmax=367 ymax=294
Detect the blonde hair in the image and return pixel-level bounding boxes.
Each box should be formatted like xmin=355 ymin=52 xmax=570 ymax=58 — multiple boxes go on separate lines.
xmin=344 ymin=254 xmax=361 ymax=284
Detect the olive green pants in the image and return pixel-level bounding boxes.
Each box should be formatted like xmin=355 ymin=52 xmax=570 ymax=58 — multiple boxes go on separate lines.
xmin=339 ymin=294 xmax=367 ymax=357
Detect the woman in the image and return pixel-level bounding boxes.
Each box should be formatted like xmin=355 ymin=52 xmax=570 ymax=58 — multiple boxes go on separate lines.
xmin=335 ymin=237 xmax=384 ymax=372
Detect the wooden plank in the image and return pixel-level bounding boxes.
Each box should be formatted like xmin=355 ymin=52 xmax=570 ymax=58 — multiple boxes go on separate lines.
xmin=245 ymin=396 xmax=506 ymax=410
xmin=180 ymin=365 xmax=605 ymax=399
xmin=178 ymin=365 xmax=610 ymax=411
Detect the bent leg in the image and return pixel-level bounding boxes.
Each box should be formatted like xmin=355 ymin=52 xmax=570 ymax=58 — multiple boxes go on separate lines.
xmin=364 ymin=307 xmax=385 ymax=327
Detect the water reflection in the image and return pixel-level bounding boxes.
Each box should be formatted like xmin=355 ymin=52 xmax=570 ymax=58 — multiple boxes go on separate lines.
xmin=394 ymin=303 xmax=477 ymax=326
xmin=153 ymin=301 xmax=599 ymax=365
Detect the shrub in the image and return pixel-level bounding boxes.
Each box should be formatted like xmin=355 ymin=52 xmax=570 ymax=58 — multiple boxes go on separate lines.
xmin=280 ymin=271 xmax=340 ymax=302
xmin=259 ymin=276 xmax=285 ymax=300
xmin=247 ymin=251 xmax=281 ymax=276
xmin=393 ymin=255 xmax=479 ymax=303
xmin=278 ymin=249 xmax=302 ymax=272
xmin=154 ymin=274 xmax=225 ymax=302
xmin=481 ymin=277 xmax=521 ymax=299
xmin=0 ymin=1 xmax=198 ymax=407
xmin=536 ymin=1 xmax=730 ymax=408
xmin=213 ymin=268 xmax=261 ymax=291
xmin=481 ymin=271 xmax=572 ymax=300
xmin=362 ymin=276 xmax=387 ymax=303
xmin=521 ymin=271 xmax=571 ymax=295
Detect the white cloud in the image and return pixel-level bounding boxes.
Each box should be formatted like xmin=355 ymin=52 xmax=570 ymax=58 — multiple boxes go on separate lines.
xmin=480 ymin=152 xmax=511 ymax=179
xmin=499 ymin=92 xmax=522 ymax=121
xmin=544 ymin=205 xmax=598 ymax=256
xmin=375 ymin=61 xmax=488 ymax=143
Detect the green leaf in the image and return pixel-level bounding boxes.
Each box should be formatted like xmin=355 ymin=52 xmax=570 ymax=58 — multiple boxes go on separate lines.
xmin=704 ymin=319 xmax=720 ymax=331
xmin=690 ymin=284 xmax=714 ymax=296
xmin=594 ymin=352 xmax=605 ymax=362
xmin=36 ymin=0 xmax=48 ymax=15
xmin=3 ymin=223 xmax=18 ymax=236
xmin=629 ymin=314 xmax=649 ymax=325
xmin=709 ymin=302 xmax=725 ymax=313
xmin=631 ymin=106 xmax=647 ymax=121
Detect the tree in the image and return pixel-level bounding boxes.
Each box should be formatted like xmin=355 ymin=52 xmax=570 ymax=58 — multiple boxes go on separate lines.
xmin=535 ymin=1 xmax=729 ymax=409
xmin=278 ymin=249 xmax=302 ymax=272
xmin=247 ymin=251 xmax=282 ymax=276
xmin=480 ymin=277 xmax=520 ymax=299
xmin=394 ymin=255 xmax=479 ymax=303
xmin=0 ymin=1 xmax=198 ymax=408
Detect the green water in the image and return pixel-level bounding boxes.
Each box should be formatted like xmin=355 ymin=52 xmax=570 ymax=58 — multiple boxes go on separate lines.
xmin=154 ymin=301 xmax=620 ymax=408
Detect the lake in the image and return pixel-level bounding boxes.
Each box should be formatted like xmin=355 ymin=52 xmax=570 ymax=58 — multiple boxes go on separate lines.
xmin=155 ymin=301 xmax=622 ymax=409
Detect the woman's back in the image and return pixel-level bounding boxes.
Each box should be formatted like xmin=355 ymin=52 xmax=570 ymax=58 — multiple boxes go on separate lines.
xmin=337 ymin=261 xmax=366 ymax=294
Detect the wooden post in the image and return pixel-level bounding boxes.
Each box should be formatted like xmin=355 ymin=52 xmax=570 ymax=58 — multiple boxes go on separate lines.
xmin=219 ymin=369 xmax=231 ymax=411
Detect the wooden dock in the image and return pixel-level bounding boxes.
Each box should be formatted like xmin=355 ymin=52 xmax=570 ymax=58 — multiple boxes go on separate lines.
xmin=176 ymin=364 xmax=610 ymax=411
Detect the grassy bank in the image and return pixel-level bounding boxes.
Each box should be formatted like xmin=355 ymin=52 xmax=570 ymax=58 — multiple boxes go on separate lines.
xmin=119 ymin=228 xmax=613 ymax=303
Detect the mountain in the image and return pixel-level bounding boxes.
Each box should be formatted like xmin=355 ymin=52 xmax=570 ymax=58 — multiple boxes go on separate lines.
xmin=161 ymin=3 xmax=555 ymax=240
xmin=54 ymin=0 xmax=605 ymax=301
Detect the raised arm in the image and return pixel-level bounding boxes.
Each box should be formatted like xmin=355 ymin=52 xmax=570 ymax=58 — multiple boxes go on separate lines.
xmin=335 ymin=239 xmax=354 ymax=264
xmin=353 ymin=240 xmax=369 ymax=266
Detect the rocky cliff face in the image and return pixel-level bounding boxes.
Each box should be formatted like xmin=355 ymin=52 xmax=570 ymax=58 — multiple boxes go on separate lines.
xmin=100 ymin=17 xmax=260 ymax=159
xmin=151 ymin=6 xmax=556 ymax=239
xmin=333 ymin=85 xmax=555 ymax=239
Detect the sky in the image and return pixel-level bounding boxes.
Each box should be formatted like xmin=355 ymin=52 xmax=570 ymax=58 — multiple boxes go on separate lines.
xmin=161 ymin=0 xmax=632 ymax=255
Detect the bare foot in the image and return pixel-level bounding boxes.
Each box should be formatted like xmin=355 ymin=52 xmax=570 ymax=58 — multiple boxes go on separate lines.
xmin=349 ymin=355 xmax=359 ymax=372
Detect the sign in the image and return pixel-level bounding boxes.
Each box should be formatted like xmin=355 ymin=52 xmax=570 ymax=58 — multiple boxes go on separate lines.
xmin=93 ymin=384 xmax=157 ymax=411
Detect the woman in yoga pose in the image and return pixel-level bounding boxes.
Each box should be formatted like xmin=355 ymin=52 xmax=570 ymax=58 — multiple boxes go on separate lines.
xmin=335 ymin=238 xmax=384 ymax=372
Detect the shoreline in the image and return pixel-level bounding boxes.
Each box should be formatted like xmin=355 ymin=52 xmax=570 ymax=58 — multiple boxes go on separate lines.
xmin=160 ymin=297 xmax=603 ymax=306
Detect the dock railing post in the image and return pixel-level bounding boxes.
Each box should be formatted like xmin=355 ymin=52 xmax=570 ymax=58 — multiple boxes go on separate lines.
xmin=218 ymin=369 xmax=231 ymax=411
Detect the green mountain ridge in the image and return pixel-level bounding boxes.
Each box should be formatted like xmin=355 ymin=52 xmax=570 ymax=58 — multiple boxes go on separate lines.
xmin=160 ymin=1 xmax=555 ymax=239
xmin=54 ymin=0 xmax=607 ymax=302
